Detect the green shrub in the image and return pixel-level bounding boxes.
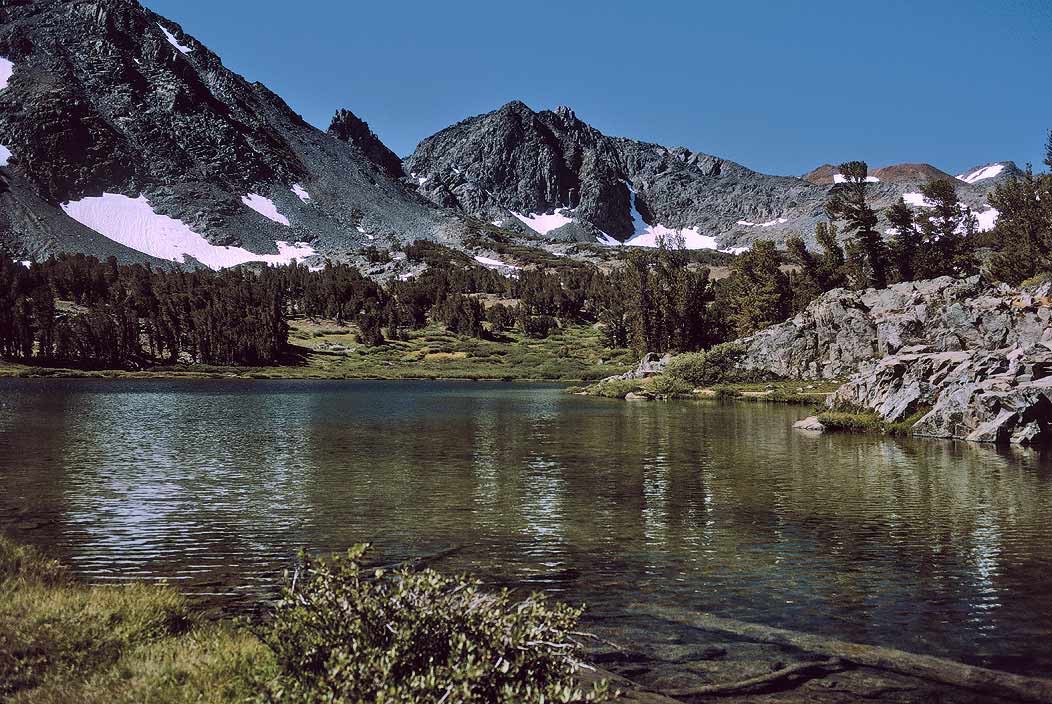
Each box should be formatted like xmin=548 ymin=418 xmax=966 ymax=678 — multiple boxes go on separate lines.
xmin=818 ymin=405 xmax=930 ymax=436
xmin=664 ymin=352 xmax=709 ymax=386
xmin=665 ymin=343 xmax=749 ymax=386
xmin=816 ymin=410 xmax=883 ymax=432
xmin=259 ymin=545 xmax=610 ymax=704
xmin=711 ymin=385 xmax=742 ymax=400
xmin=641 ymin=374 xmax=693 ymax=398
xmin=584 ymin=378 xmax=643 ymax=398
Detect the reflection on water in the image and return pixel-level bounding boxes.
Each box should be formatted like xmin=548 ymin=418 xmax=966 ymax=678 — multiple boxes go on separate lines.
xmin=1 ymin=379 xmax=1051 ymax=674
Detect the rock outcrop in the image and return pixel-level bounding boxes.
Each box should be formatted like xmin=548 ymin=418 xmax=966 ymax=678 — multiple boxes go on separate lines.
xmin=738 ymin=276 xmax=1052 ymax=380
xmin=613 ymin=352 xmax=672 ymax=380
xmin=749 ymin=275 xmax=1052 ymax=445
xmin=830 ymin=345 xmax=1052 ymax=445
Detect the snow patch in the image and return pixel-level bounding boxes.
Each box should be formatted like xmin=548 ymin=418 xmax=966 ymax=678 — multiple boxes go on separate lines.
xmin=833 ymin=174 xmax=880 ymax=184
xmin=621 ymin=180 xmax=719 ymax=250
xmin=957 ymin=164 xmax=1004 ymax=184
xmin=974 ymin=206 xmax=999 ymax=232
xmin=61 ymin=193 xmax=315 ymax=270
xmin=242 ymin=193 xmax=290 ymax=227
xmin=291 ymin=184 xmax=311 ymax=203
xmin=724 ymin=246 xmax=751 ymax=255
xmin=595 ymin=231 xmax=622 ymax=246
xmin=511 ymin=208 xmax=574 ymax=235
xmin=736 ymin=217 xmax=788 ymax=228
xmin=902 ymin=192 xmax=933 ymax=207
xmin=19 ymin=261 xmax=31 ymax=268
xmin=0 ymin=57 xmax=13 ymax=91
xmin=157 ymin=23 xmax=192 ymax=54
xmin=474 ymin=255 xmax=521 ymax=271
xmin=897 ymin=196 xmax=1000 ymax=234
xmin=0 ymin=145 xmax=11 ymax=167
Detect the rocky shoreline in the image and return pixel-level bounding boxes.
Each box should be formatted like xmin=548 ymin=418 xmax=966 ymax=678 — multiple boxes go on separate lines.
xmin=589 ymin=275 xmax=1052 ymax=445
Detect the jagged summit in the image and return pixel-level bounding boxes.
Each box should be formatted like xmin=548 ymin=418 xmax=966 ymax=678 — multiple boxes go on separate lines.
xmin=328 ymin=109 xmax=404 ymax=180
xmin=0 ymin=0 xmax=455 ymax=267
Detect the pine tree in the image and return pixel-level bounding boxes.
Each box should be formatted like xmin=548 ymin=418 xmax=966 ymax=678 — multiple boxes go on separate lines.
xmin=916 ymin=178 xmax=977 ymax=277
xmin=988 ymin=165 xmax=1052 ymax=285
xmin=717 ymin=241 xmax=791 ymax=337
xmin=826 ymin=161 xmax=888 ymax=289
xmin=786 ymin=235 xmax=822 ymax=310
xmin=886 ymin=199 xmax=921 ymax=283
xmin=814 ymin=222 xmax=848 ymax=290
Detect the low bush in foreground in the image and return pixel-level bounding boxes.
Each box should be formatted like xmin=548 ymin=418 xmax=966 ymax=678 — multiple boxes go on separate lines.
xmin=2 ymin=537 xmax=606 ymax=704
xmin=259 ymin=545 xmax=609 ymax=704
xmin=582 ymin=377 xmax=644 ymax=399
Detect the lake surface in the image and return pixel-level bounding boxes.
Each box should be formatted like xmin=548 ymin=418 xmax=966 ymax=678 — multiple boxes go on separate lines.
xmin=2 ymin=379 xmax=1051 ymax=675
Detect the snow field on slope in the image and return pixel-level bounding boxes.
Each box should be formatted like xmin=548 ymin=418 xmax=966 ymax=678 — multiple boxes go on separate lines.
xmin=61 ymin=193 xmax=315 ymax=269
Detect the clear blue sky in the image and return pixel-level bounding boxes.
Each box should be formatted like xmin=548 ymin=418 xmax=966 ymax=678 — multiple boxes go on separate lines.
xmin=143 ymin=0 xmax=1051 ymax=176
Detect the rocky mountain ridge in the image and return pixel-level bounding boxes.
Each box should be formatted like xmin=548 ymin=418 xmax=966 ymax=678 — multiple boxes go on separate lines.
xmin=0 ymin=0 xmax=458 ymax=268
xmin=405 ymin=101 xmax=1016 ymax=251
xmin=0 ymin=1 xmax=1025 ymax=269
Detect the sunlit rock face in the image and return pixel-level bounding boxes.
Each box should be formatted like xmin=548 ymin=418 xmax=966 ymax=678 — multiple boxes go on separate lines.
xmin=744 ymin=274 xmax=1052 ymax=444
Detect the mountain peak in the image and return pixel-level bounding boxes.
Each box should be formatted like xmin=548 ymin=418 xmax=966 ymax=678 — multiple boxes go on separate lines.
xmin=327 ymin=109 xmax=404 ymax=179
xmin=497 ymin=100 xmax=535 ymax=115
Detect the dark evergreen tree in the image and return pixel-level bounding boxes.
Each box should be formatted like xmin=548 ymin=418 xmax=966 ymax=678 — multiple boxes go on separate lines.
xmin=826 ymin=161 xmax=888 ymax=289
xmin=886 ymin=199 xmax=922 ymax=283
xmin=717 ymin=241 xmax=791 ymax=337
xmin=988 ymin=165 xmax=1052 ymax=285
xmin=915 ymin=179 xmax=978 ymax=277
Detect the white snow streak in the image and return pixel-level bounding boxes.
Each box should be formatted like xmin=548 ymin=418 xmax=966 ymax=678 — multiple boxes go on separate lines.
xmin=0 ymin=145 xmax=11 ymax=167
xmin=624 ymin=225 xmax=719 ymax=250
xmin=595 ymin=231 xmax=622 ymax=246
xmin=474 ymin=255 xmax=520 ymax=271
xmin=833 ymin=174 xmax=880 ymax=184
xmin=736 ymin=217 xmax=788 ymax=228
xmin=902 ymin=192 xmax=933 ymax=207
xmin=511 ymin=208 xmax=574 ymax=235
xmin=291 ymin=184 xmax=311 ymax=203
xmin=620 ymin=180 xmax=720 ymax=250
xmin=157 ymin=23 xmax=192 ymax=54
xmin=61 ymin=193 xmax=314 ymax=269
xmin=899 ymin=193 xmax=1000 ymax=234
xmin=242 ymin=193 xmax=290 ymax=227
xmin=957 ymin=164 xmax=1005 ymax=184
xmin=0 ymin=57 xmax=13 ymax=91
